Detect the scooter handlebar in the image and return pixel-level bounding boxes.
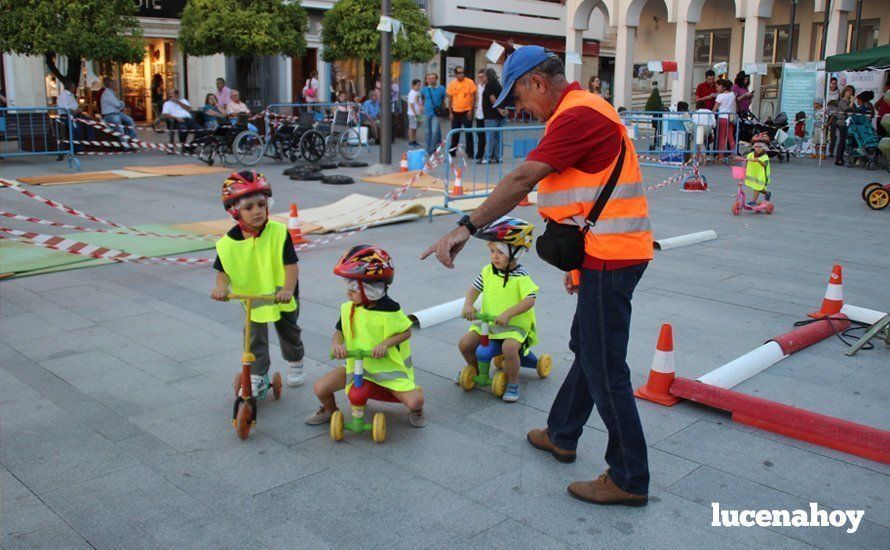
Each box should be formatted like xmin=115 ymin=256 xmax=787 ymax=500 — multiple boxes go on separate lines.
xmin=328 ymin=349 xmax=372 ymax=360
xmin=475 ymin=313 xmax=497 ymax=324
xmin=227 ymin=293 xmax=276 ymax=302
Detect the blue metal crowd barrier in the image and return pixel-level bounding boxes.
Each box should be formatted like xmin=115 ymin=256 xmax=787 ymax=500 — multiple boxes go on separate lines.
xmin=622 ymin=110 xmax=741 ymax=167
xmin=0 ymin=107 xmax=80 ymax=170
xmin=428 ymin=124 xmax=545 ymax=218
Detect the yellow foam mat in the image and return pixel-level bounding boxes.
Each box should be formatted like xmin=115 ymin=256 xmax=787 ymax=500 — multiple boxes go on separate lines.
xmin=17 ymin=172 xmax=127 ymax=186
xmin=124 ymin=164 xmax=231 ymax=176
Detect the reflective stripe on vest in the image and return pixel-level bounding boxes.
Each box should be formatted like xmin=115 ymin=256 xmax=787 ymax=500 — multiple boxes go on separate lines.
xmin=537 ymin=90 xmax=653 ymax=261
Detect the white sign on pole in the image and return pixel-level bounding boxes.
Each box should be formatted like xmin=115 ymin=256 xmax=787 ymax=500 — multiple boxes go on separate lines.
xmin=565 ymin=51 xmax=582 ymax=65
xmin=486 ymin=42 xmax=505 ymax=64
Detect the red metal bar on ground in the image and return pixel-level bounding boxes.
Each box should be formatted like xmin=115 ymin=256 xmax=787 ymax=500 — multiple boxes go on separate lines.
xmin=670 ymin=377 xmax=890 ymax=464
xmin=768 ymin=315 xmax=850 ymax=355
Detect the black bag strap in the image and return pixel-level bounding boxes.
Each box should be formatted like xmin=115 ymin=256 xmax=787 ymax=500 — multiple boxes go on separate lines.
xmin=584 ymin=137 xmax=626 ymax=231
xmin=425 ymin=86 xmax=442 ymax=109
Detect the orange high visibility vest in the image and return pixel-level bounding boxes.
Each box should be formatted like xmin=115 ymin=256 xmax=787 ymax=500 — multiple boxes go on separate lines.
xmin=537 ymin=90 xmax=653 ymax=261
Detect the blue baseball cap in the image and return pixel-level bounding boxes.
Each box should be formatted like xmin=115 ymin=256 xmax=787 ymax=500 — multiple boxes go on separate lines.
xmin=493 ymin=45 xmax=559 ymax=108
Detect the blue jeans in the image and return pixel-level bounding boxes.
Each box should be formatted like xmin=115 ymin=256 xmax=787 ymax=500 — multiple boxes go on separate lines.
xmin=102 ymin=113 xmax=137 ymax=139
xmin=547 ymin=262 xmax=650 ymax=495
xmin=484 ymin=118 xmax=505 ymax=161
xmin=424 ymin=115 xmax=442 ymax=154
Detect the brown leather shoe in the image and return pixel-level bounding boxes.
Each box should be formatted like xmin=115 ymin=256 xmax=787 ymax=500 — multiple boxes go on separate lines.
xmin=526 ymin=428 xmax=576 ymax=463
xmin=567 ymin=471 xmax=648 ymax=507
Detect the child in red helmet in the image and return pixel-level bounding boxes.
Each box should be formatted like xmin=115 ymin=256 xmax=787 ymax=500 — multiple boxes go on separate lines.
xmin=305 ymin=245 xmax=426 ymax=428
xmin=460 ymin=217 xmax=538 ymax=402
xmin=211 ymin=171 xmax=305 ymax=395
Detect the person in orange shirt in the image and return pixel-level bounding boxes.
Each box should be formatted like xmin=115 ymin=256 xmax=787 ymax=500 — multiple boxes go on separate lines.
xmin=446 ymin=66 xmax=477 ymax=156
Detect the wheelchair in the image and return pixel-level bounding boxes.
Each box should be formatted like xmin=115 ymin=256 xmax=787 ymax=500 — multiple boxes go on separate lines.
xmin=299 ymin=109 xmax=362 ymax=161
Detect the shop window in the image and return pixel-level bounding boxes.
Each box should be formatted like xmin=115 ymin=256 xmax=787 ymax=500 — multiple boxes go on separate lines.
xmin=811 ymin=20 xmax=880 ymax=58
xmin=762 ymin=25 xmax=799 ymax=63
xmin=694 ymin=29 xmax=731 ymax=65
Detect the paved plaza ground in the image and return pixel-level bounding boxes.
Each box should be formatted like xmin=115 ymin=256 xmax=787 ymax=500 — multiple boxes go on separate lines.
xmin=1 ymin=143 xmax=888 ymax=549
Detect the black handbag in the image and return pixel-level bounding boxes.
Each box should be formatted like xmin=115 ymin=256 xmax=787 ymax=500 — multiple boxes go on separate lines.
xmin=535 ymin=140 xmax=627 ymax=271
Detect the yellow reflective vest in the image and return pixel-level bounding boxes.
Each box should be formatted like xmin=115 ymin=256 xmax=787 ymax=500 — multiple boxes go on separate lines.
xmin=215 ymin=220 xmax=297 ymax=323
xmin=340 ymin=301 xmax=415 ymax=393
xmin=745 ymin=152 xmax=771 ymax=192
xmin=469 ymin=264 xmax=539 ymax=347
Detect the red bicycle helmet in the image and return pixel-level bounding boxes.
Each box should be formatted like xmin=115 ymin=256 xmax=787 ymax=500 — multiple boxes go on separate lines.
xmin=221 ymin=171 xmax=272 ymax=217
xmin=333 ymin=245 xmax=394 ymax=284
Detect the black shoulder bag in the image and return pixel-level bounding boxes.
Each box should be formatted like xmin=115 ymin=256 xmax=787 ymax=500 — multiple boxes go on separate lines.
xmin=535 ymin=139 xmax=627 ymax=271
xmin=425 ymin=87 xmax=446 ymax=117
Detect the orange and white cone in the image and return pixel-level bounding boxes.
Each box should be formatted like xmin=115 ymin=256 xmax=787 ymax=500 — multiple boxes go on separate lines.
xmin=288 ymin=203 xmax=309 ymax=245
xmin=808 ymin=264 xmax=843 ymax=319
xmin=399 ymin=152 xmax=408 ymax=172
xmin=452 ymin=168 xmax=463 ymax=196
xmin=634 ymin=323 xmax=681 ymax=406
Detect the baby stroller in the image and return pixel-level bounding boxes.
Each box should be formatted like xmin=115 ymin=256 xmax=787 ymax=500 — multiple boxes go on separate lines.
xmin=764 ymin=112 xmax=792 ymax=163
xmin=738 ymin=112 xmax=788 ymax=161
xmin=844 ymin=114 xmax=881 ymax=171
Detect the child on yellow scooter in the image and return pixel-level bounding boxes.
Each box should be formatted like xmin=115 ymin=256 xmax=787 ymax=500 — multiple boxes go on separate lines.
xmin=306 ymin=245 xmax=426 ymax=427
xmin=743 ymin=134 xmax=772 ymax=206
xmin=459 ymin=217 xmax=538 ymax=402
xmin=211 ymin=171 xmax=305 ymax=396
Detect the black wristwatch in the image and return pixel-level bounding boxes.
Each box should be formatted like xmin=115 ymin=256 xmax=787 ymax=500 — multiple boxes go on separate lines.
xmin=457 ymin=214 xmax=477 ymax=235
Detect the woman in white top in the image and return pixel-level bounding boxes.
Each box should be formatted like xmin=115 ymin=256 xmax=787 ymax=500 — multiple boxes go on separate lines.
xmin=302 ymin=71 xmax=319 ymax=105
xmin=713 ymin=78 xmax=737 ymax=162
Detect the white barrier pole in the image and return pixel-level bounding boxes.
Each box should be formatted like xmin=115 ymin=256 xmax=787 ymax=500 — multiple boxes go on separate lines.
xmin=409 ymin=296 xmax=482 ymax=329
xmin=840 ymin=304 xmax=887 ymax=326
xmin=654 ymin=230 xmax=718 ymax=250
xmin=696 ymin=341 xmax=787 ymax=389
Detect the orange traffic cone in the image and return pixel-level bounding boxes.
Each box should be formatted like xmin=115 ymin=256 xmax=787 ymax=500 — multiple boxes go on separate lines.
xmin=808 ymin=264 xmax=843 ymax=319
xmin=288 ymin=203 xmax=309 ymax=245
xmin=399 ymin=152 xmax=408 ymax=172
xmin=634 ymin=324 xmax=681 ymax=406
xmin=452 ymin=168 xmax=463 ymax=196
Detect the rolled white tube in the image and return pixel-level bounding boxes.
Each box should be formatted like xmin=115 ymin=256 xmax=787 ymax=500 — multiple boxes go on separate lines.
xmin=654 ymin=230 xmax=717 ymax=250
xmin=697 ymin=341 xmax=787 ymax=389
xmin=840 ymin=304 xmax=887 ymax=326
xmin=408 ymin=296 xmax=482 ymax=329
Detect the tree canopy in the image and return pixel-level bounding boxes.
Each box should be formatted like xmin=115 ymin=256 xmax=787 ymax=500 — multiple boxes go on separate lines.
xmin=321 ymin=0 xmax=435 ymax=64
xmin=179 ymin=0 xmax=308 ymax=59
xmin=0 ymin=0 xmax=145 ymax=85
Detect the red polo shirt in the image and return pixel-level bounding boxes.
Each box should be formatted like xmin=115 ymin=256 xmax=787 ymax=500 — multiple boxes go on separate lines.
xmin=695 ymin=81 xmax=717 ymax=110
xmin=527 ymin=82 xmax=647 ymax=271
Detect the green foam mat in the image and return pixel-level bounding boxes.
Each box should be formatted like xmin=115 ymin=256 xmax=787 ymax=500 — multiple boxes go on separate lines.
xmin=0 ymin=224 xmax=215 ymax=279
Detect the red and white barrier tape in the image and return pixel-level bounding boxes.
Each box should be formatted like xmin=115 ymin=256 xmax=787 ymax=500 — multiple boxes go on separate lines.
xmin=73 ymin=117 xmax=197 ymax=157
xmin=0 ymin=210 xmax=214 ymax=242
xmin=0 ymin=227 xmax=212 ymax=266
xmin=0 ymin=178 xmax=215 ymax=240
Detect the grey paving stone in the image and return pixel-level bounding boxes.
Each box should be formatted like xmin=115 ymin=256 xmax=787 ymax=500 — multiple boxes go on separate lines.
xmin=460 ymin=520 xmax=571 ymax=550
xmin=0 ymin=468 xmax=64 ymax=541
xmin=655 ymin=421 xmax=890 ymax=527
xmin=1 ymin=521 xmax=92 ymax=550
xmin=669 ymin=465 xmax=888 ymax=549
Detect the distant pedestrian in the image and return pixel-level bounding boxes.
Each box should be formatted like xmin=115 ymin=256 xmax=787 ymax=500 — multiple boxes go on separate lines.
xmin=422 ymin=73 xmax=447 ymax=154
xmin=481 ymin=68 xmax=506 ymax=164
xmin=714 ymin=78 xmax=737 ymax=162
xmin=732 ymin=71 xmax=753 ymax=116
xmin=99 ymin=77 xmax=137 ymax=140
xmin=215 ymin=78 xmax=232 ymax=110
xmin=694 ymin=69 xmax=717 ymax=110
xmin=407 ymin=79 xmax=423 ymax=147
xmin=446 ymin=66 xmax=477 ymax=157
xmin=302 ymin=71 xmax=319 ymax=105
xmin=161 ymin=89 xmax=199 ymax=147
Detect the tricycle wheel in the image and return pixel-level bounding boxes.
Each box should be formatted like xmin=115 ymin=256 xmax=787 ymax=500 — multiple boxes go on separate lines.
xmin=491 ymin=371 xmax=507 ymax=398
xmin=866 ymin=187 xmax=889 ymax=210
xmin=862 ymin=182 xmax=882 ymax=201
xmin=731 ymin=202 xmax=741 ymax=215
xmin=493 ymin=355 xmax=504 ymax=370
xmin=330 ymin=410 xmax=344 ymax=441
xmin=459 ymin=365 xmax=477 ymax=391
xmin=372 ymin=412 xmax=386 ymax=444
xmin=271 ymin=372 xmax=283 ymax=400
xmin=537 ymin=354 xmax=553 ymax=378
xmin=234 ymin=401 xmax=253 ymax=440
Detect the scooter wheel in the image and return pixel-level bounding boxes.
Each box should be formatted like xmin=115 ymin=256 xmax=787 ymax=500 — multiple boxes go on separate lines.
xmin=493 ymin=355 xmax=504 ymax=370
xmin=459 ymin=365 xmax=477 ymax=391
xmin=234 ymin=401 xmax=253 ymax=440
xmin=537 ymin=354 xmax=553 ymax=378
xmin=765 ymin=203 xmax=775 ymax=214
xmin=330 ymin=410 xmax=344 ymax=441
xmin=372 ymin=412 xmax=386 ymax=444
xmin=732 ymin=202 xmax=741 ymax=215
xmin=862 ymin=182 xmax=882 ymax=201
xmin=271 ymin=372 xmax=283 ymax=400
xmin=491 ymin=371 xmax=508 ymax=398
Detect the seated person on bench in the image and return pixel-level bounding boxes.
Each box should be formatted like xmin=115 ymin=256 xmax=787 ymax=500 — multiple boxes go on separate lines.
xmin=162 ymin=89 xmax=200 ymax=147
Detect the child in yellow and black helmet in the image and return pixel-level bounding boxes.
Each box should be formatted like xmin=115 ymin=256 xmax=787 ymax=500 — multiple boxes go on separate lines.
xmin=459 ymin=217 xmax=538 ymax=402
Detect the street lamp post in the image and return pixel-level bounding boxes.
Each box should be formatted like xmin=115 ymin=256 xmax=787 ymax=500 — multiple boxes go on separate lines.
xmin=787 ymin=0 xmax=799 ymax=62
xmin=380 ymin=0 xmax=392 ymax=165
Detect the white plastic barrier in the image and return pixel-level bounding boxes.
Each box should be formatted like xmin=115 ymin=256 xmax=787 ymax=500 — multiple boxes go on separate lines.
xmin=409 ymin=296 xmax=481 ymax=329
xmin=696 ymin=341 xmax=786 ymax=389
xmin=654 ymin=230 xmax=717 ymax=250
xmin=840 ymin=304 xmax=887 ymax=326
